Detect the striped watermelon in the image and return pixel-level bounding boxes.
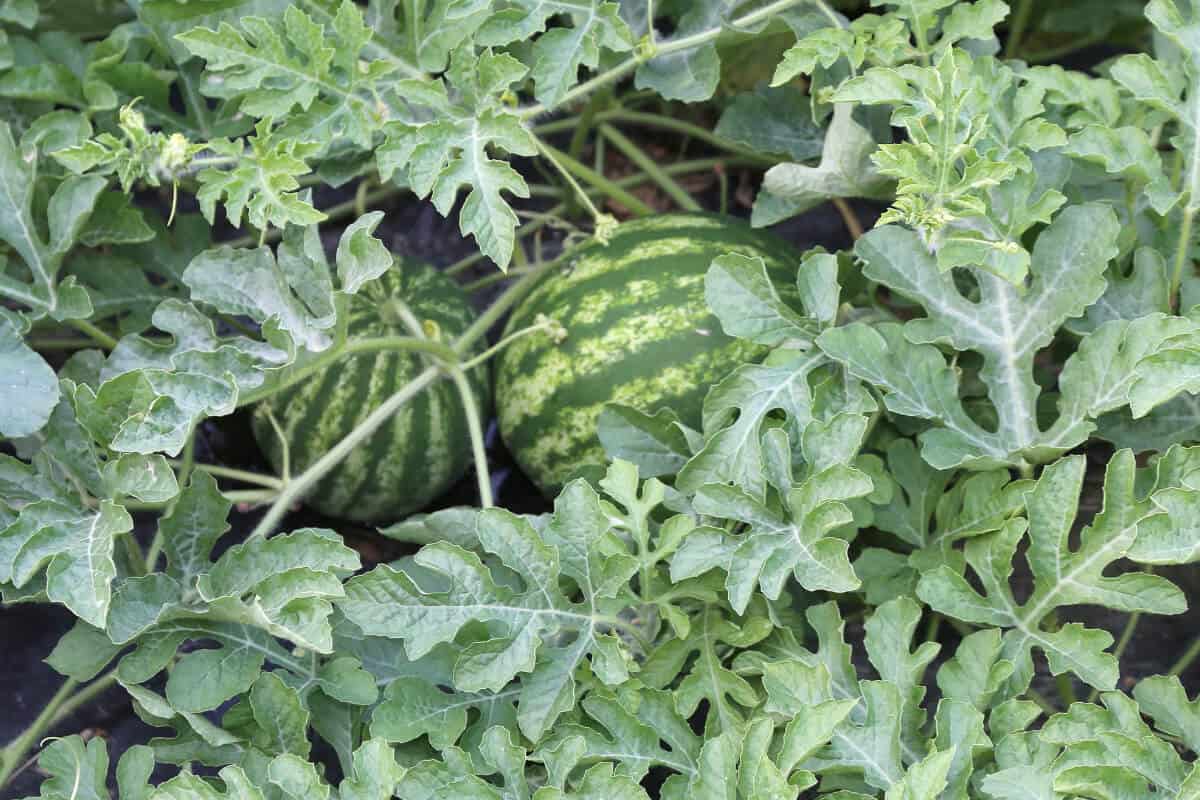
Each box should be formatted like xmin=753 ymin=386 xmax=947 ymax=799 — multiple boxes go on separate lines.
xmin=251 ymin=260 xmax=490 ymax=523
xmin=495 ymin=213 xmax=801 ymax=493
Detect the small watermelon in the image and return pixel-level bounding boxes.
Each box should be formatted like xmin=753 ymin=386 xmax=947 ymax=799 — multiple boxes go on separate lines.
xmin=252 ymin=261 xmax=490 ymax=523
xmin=495 ymin=213 xmax=801 ymax=493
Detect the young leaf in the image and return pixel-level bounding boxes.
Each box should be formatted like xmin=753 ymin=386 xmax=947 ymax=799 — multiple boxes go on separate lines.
xmin=359 ymin=0 xmax=491 ymax=74
xmin=864 ymin=598 xmax=940 ymax=761
xmin=21 ymin=735 xmax=111 ymax=800
xmin=369 ymin=675 xmax=518 ymax=753
xmin=658 ymin=717 xmax=823 ymax=799
xmin=1111 ymin=0 xmax=1200 ymax=221
xmin=704 ymin=253 xmax=818 ymax=348
xmin=376 ymin=48 xmax=538 ymax=269
xmin=833 ymin=50 xmax=1067 ymax=280
xmin=885 ymin=748 xmax=955 ymax=800
xmin=0 ymin=495 xmax=130 ymax=629
xmin=183 ymin=245 xmax=335 ymax=354
xmin=532 ymin=688 xmax=701 ymax=785
xmin=714 ymin=85 xmax=825 ymax=162
xmin=634 ymin=1 xmax=743 ymax=104
xmin=196 ymin=121 xmax=325 ymax=231
xmin=54 ymin=102 xmax=205 ymax=193
xmin=596 ymin=405 xmax=698 ymax=479
xmin=476 ymin=0 xmax=634 ymax=107
xmin=177 ymin=1 xmax=393 ymax=149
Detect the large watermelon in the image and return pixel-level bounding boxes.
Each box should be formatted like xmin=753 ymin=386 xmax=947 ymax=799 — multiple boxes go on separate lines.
xmin=495 ymin=213 xmax=801 ymax=493
xmin=252 ymin=260 xmax=490 ymax=523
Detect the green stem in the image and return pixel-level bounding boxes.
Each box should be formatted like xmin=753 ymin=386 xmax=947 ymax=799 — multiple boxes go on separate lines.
xmin=518 ymin=0 xmax=807 ymax=119
xmin=446 ymin=206 xmax=566 ymax=276
xmin=1172 ymin=206 xmax=1196 ymax=309
xmin=1088 ymin=610 xmax=1142 ymax=703
xmin=1004 ymin=0 xmax=1035 ymax=59
xmin=120 ymin=488 xmax=278 ymax=513
xmin=122 ymin=532 xmax=146 ymax=577
xmin=463 ymin=267 xmax=536 ymax=294
xmin=536 ymin=142 xmax=654 ymax=216
xmin=832 ymin=197 xmax=865 ymax=240
xmin=247 ymin=367 xmax=442 ymax=539
xmin=145 ymin=436 xmax=196 ymax=571
xmin=535 ymin=139 xmax=612 ymax=224
xmin=1055 ymin=672 xmax=1077 ymax=708
xmin=1023 ymin=31 xmax=1108 ymax=64
xmin=176 ymin=434 xmax=197 ymax=488
xmin=454 ymin=257 xmax=564 ymax=354
xmin=223 ymin=489 xmax=281 ymax=505
xmin=261 ymin=408 xmax=291 ymax=481
xmin=27 ymin=337 xmax=97 ymax=351
xmin=598 ymin=110 xmax=774 ymax=164
xmin=569 ymin=92 xmax=608 ymax=165
xmin=168 ymin=461 xmax=284 ymax=490
xmin=923 ymin=611 xmax=942 ymax=645
xmin=446 ymin=366 xmax=494 ymax=508
xmin=66 ymin=318 xmax=118 ymax=350
xmin=389 ymin=295 xmax=494 ymax=509
xmin=43 ymin=670 xmax=120 ymax=733
xmin=237 ymin=334 xmax=457 ymax=408
xmin=0 ymin=678 xmax=79 ymax=787
xmin=1169 ymin=632 xmax=1200 ymax=677
xmin=599 ymin=123 xmax=702 ymax=211
xmin=459 ymin=321 xmax=556 ymax=370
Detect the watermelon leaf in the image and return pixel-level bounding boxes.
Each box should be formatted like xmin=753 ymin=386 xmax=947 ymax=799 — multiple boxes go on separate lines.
xmin=676 ymin=460 xmax=873 ymax=608
xmin=376 ymin=47 xmax=537 ymax=269
xmin=176 ymin=1 xmax=394 ymax=150
xmin=705 ymin=253 xmax=818 ymax=348
xmin=675 ymin=351 xmax=875 ymax=496
xmin=0 ymin=310 xmax=60 ymax=437
xmin=356 ymin=0 xmax=491 ymax=74
xmin=819 ymin=203 xmax=1124 ymax=470
xmin=476 ymin=0 xmax=634 ymax=107
xmin=0 ymin=122 xmax=104 ymax=320
xmin=639 ymin=604 xmax=771 ymax=736
xmin=69 ymin=210 xmax=395 ymax=458
xmin=340 ymin=479 xmax=641 ymax=741
xmin=918 ymin=451 xmax=1189 ymax=694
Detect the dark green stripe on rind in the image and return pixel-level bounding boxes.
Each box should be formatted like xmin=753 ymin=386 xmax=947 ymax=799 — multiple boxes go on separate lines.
xmin=496 ymin=213 xmax=801 ymax=493
xmin=252 ymin=260 xmax=491 ymax=523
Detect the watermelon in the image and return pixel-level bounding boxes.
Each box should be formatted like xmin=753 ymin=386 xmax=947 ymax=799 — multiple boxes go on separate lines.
xmin=252 ymin=260 xmax=490 ymax=523
xmin=495 ymin=213 xmax=801 ymax=493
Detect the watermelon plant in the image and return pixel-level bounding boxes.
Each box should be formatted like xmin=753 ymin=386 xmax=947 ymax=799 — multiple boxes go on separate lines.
xmin=8 ymin=1 xmax=1200 ymax=799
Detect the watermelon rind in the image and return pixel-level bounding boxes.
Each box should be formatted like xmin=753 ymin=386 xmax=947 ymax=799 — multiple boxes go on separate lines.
xmin=252 ymin=260 xmax=490 ymax=523
xmin=495 ymin=213 xmax=801 ymax=493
